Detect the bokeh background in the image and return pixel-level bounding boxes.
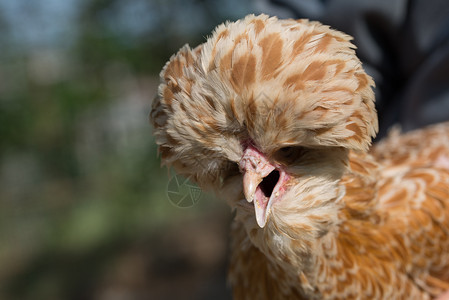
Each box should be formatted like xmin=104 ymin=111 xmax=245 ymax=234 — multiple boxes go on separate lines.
xmin=0 ymin=1 xmax=255 ymax=299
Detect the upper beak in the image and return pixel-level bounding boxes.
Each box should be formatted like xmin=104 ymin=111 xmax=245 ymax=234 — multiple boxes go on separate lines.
xmin=239 ymin=145 xmax=288 ymax=228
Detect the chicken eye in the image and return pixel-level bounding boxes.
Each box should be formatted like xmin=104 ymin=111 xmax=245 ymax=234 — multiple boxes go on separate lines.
xmin=279 ymin=147 xmax=294 ymax=155
xmin=274 ymin=146 xmax=306 ymax=165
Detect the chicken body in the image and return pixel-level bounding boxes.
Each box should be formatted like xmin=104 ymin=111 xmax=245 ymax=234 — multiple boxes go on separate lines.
xmin=230 ymin=123 xmax=449 ymax=299
xmin=151 ymin=14 xmax=449 ymax=299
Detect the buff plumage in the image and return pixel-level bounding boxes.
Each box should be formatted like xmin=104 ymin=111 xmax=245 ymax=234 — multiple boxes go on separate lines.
xmin=151 ymin=14 xmax=449 ymax=299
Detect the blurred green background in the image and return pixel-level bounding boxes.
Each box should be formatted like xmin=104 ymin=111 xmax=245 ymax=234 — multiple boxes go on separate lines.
xmin=0 ymin=1 xmax=254 ymax=299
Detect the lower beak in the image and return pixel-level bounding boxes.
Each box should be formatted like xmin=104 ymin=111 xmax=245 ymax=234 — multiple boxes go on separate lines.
xmin=243 ymin=170 xmax=271 ymax=227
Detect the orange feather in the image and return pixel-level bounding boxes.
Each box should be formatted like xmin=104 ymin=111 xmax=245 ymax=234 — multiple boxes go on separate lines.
xmin=151 ymin=14 xmax=449 ymax=299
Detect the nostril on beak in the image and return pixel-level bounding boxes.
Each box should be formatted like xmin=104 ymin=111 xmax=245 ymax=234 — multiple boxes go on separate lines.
xmin=259 ymin=170 xmax=280 ymax=198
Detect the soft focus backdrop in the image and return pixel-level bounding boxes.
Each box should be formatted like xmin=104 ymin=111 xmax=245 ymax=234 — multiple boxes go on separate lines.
xmin=0 ymin=1 xmax=255 ymax=299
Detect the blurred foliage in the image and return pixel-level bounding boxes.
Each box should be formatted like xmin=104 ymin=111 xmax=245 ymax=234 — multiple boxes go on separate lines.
xmin=0 ymin=0 xmax=252 ymax=299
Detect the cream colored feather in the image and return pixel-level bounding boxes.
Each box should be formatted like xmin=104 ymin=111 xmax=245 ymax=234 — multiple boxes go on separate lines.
xmin=151 ymin=14 xmax=449 ymax=299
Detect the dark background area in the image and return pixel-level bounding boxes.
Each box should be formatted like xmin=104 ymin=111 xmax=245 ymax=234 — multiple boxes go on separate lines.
xmin=0 ymin=1 xmax=255 ymax=299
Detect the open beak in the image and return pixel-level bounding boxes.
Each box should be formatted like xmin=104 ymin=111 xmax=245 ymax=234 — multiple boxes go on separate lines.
xmin=239 ymin=145 xmax=289 ymax=228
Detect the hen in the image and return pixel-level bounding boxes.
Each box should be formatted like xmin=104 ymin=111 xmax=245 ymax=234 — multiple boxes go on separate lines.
xmin=150 ymin=14 xmax=449 ymax=299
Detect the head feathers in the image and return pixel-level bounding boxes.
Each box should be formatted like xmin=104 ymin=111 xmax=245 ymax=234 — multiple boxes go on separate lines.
xmin=151 ymin=14 xmax=378 ymax=188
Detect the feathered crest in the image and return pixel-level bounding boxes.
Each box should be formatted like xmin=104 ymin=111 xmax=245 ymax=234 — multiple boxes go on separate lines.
xmin=151 ymin=14 xmax=378 ymax=187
